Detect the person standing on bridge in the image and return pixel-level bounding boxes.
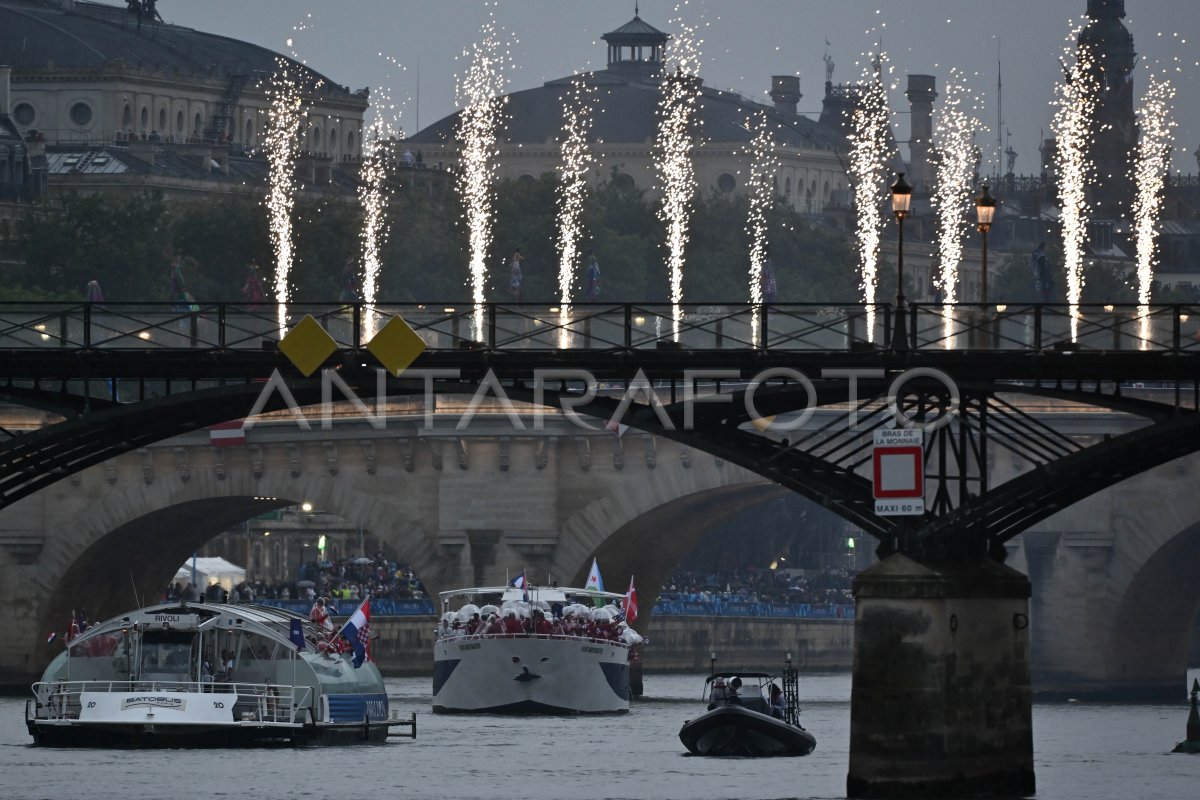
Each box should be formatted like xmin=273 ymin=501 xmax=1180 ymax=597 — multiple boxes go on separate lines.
xmin=583 ymin=253 xmax=601 ymax=301
xmin=241 ymin=259 xmax=266 ymax=308
xmin=508 ymin=249 xmax=525 ymax=304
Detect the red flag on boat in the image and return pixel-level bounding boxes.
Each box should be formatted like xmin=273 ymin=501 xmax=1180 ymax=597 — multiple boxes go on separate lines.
xmin=624 ymin=575 xmax=638 ymax=624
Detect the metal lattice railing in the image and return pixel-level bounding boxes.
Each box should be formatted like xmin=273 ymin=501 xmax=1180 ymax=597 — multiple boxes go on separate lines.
xmin=1 ymin=301 xmax=1198 ymax=354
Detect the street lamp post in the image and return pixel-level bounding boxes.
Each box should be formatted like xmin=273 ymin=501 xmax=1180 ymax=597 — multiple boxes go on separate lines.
xmin=974 ymin=184 xmax=997 ymax=350
xmin=890 ymin=173 xmax=913 ymax=351
xmin=975 ymin=184 xmax=996 ymax=304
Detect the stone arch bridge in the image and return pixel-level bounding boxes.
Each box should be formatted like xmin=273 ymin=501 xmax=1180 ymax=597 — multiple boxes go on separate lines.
xmin=1 ymin=401 xmax=1198 ymax=703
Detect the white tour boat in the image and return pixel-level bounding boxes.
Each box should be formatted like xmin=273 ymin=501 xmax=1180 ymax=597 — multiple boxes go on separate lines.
xmin=26 ymin=601 xmax=414 ymax=747
xmin=433 ymin=584 xmax=640 ymax=715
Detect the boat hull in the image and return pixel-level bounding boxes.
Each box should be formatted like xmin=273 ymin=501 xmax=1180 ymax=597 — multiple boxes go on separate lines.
xmin=26 ymin=719 xmax=392 ymax=747
xmin=433 ymin=635 xmax=629 ymax=715
xmin=679 ymin=705 xmax=817 ymax=757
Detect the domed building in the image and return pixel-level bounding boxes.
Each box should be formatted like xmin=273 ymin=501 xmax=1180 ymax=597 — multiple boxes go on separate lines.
xmin=0 ymin=0 xmax=369 ymax=199
xmin=407 ymin=11 xmax=862 ymax=215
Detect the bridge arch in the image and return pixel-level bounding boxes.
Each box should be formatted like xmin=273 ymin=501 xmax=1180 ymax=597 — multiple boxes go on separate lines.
xmin=16 ymin=420 xmax=773 ymax=681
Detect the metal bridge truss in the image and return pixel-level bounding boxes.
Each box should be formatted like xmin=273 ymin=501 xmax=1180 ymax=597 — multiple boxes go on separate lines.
xmin=1 ymin=301 xmax=1199 ymax=562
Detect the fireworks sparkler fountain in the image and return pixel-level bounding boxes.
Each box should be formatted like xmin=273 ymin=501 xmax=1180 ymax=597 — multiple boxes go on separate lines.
xmin=554 ymin=77 xmax=596 ymax=349
xmin=744 ymin=111 xmax=778 ymax=347
xmin=930 ymin=73 xmax=983 ymax=348
xmin=454 ymin=17 xmax=509 ymax=342
xmin=847 ymin=54 xmax=891 ymax=342
xmin=654 ymin=11 xmax=703 ymax=342
xmin=1051 ymin=25 xmax=1101 ymax=342
xmin=1131 ymin=75 xmax=1176 ymax=347
xmin=357 ymin=89 xmax=400 ymax=342
xmin=264 ymin=59 xmax=308 ymax=337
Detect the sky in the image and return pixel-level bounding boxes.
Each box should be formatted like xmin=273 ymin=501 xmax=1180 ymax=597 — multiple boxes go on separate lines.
xmin=164 ymin=0 xmax=1200 ymax=174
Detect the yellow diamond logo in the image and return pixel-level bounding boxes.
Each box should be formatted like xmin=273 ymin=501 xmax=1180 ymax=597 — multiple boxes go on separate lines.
xmin=278 ymin=314 xmax=338 ymax=377
xmin=367 ymin=316 xmax=427 ymax=376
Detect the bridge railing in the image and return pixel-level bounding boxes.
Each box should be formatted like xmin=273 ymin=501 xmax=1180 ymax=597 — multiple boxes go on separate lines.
xmin=0 ymin=301 xmax=1197 ymax=354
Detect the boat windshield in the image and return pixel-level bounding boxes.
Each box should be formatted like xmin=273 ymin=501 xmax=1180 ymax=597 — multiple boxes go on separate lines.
xmin=139 ymin=631 xmax=193 ymax=680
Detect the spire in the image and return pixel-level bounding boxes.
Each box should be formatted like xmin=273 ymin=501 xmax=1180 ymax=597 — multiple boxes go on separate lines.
xmin=1087 ymin=0 xmax=1125 ymax=19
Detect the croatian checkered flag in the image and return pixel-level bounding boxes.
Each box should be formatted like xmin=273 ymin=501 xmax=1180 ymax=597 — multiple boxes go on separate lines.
xmin=337 ymin=595 xmax=372 ymax=668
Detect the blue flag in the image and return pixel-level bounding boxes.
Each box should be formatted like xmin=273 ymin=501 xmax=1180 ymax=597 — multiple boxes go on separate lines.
xmin=289 ymin=619 xmax=305 ymax=651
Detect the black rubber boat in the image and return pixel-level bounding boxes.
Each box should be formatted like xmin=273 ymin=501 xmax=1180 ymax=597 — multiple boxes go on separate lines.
xmin=679 ymin=671 xmax=816 ymax=757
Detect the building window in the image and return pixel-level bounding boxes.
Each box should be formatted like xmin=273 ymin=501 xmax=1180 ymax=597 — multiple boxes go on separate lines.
xmin=311 ymin=126 xmax=321 ymax=151
xmin=122 ymin=105 xmax=132 ymax=129
xmin=518 ymin=174 xmax=536 ymax=184
xmin=13 ymin=103 xmax=35 ymax=127
xmin=176 ymin=110 xmax=184 ymax=134
xmin=614 ymin=172 xmax=635 ymax=191
xmin=246 ymin=119 xmax=254 ymax=144
xmin=194 ymin=113 xmax=203 ymax=136
xmin=717 ymin=173 xmax=736 ymax=193
xmin=346 ymin=130 xmax=356 ymax=154
xmin=69 ymin=102 xmax=92 ymax=127
xmin=329 ymin=128 xmax=337 ymax=151
xmin=158 ymin=108 xmax=167 ymax=131
xmin=141 ymin=106 xmax=149 ymax=129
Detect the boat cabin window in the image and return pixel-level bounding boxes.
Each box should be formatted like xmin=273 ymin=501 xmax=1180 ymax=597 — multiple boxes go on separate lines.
xmin=139 ymin=631 xmax=194 ymax=679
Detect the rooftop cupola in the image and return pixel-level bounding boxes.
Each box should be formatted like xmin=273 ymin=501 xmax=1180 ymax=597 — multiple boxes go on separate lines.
xmin=602 ymin=5 xmax=670 ymax=75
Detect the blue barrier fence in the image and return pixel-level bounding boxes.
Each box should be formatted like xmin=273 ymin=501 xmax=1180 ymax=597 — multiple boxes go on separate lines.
xmin=651 ymin=601 xmax=855 ymax=620
xmin=256 ymin=598 xmax=435 ymax=616
xmin=253 ymin=598 xmax=853 ymax=620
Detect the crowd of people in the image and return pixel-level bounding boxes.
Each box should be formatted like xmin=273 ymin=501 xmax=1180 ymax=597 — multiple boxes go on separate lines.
xmin=440 ymin=599 xmax=643 ymax=647
xmin=163 ymin=554 xmax=428 ymax=608
xmin=658 ymin=565 xmax=855 ymax=609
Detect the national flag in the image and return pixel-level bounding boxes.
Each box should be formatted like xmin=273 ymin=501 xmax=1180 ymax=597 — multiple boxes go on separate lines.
xmin=604 ymin=418 xmax=629 ymax=437
xmin=289 ymin=619 xmax=305 ymax=651
xmin=209 ymin=419 xmax=247 ymax=447
xmin=510 ymin=570 xmax=529 ymax=602
xmin=46 ymin=631 xmax=57 ymax=645
xmin=585 ymin=558 xmax=604 ymax=593
xmin=337 ymin=596 xmax=371 ymax=668
xmin=624 ymin=576 xmax=638 ymax=624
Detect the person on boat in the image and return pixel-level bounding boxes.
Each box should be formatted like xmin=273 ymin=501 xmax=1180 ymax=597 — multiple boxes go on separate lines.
xmin=769 ymin=684 xmax=786 ymax=720
xmin=708 ymin=678 xmax=729 ymax=710
xmin=502 ymin=610 xmax=524 ymax=635
xmin=483 ymin=613 xmax=505 ymax=635
xmin=310 ymin=597 xmax=332 ymax=632
xmin=532 ymin=609 xmax=553 ymax=636
xmin=727 ymin=676 xmax=744 ymax=705
xmin=466 ymin=612 xmax=483 ymax=635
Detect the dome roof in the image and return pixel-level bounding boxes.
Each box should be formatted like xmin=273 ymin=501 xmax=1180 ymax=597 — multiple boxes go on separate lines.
xmin=0 ymin=0 xmax=351 ymax=97
xmin=408 ymin=69 xmax=843 ymax=152
xmin=602 ymin=14 xmax=669 ymax=45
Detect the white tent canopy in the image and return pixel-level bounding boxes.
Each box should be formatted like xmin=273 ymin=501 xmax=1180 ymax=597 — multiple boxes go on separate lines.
xmin=174 ymin=557 xmax=245 ymax=592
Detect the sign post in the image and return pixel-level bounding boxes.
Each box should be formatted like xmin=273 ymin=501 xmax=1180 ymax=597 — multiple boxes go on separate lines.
xmin=872 ymin=428 xmax=925 ymax=516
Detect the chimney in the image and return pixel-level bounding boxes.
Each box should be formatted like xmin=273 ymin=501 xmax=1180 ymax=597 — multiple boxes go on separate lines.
xmin=905 ymin=74 xmax=938 ymax=193
xmin=0 ymin=66 xmax=11 ymax=117
xmin=769 ymin=75 xmax=801 ymax=115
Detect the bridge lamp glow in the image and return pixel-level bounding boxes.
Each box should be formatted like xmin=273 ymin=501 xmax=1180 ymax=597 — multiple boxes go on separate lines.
xmin=847 ymin=537 xmax=855 ymax=550
xmin=995 ymin=304 xmax=1008 ymax=313
xmin=301 ymin=501 xmax=313 ymax=512
xmin=137 ymin=331 xmax=152 ymax=341
xmin=634 ymin=316 xmax=646 ymax=327
xmin=769 ymin=560 xmax=779 ymax=570
xmin=263 ymin=531 xmax=271 ymax=537
xmin=1181 ymin=314 xmax=1190 ymax=323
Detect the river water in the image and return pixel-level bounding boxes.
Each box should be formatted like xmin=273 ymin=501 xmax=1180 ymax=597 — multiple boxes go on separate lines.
xmin=2 ymin=670 xmax=1198 ymax=800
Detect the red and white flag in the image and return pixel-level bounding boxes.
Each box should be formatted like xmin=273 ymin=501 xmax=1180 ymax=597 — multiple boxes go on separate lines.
xmin=605 ymin=418 xmax=629 ymax=437
xmin=209 ymin=420 xmax=246 ymax=447
xmin=624 ymin=575 xmax=638 ymax=624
